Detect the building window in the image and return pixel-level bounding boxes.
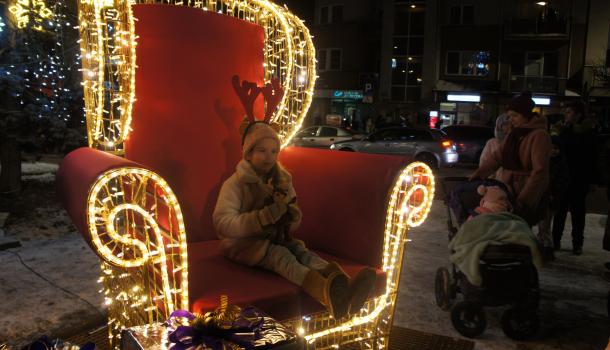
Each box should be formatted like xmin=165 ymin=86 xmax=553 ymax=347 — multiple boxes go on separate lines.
xmin=318 ymin=48 xmax=342 ymax=71
xmin=394 ymin=4 xmax=426 ymax=35
xmin=446 ymin=51 xmax=490 ymax=76
xmin=392 ymin=3 xmax=425 ymax=102
xmin=510 ymin=52 xmax=558 ymax=76
xmin=319 ymin=5 xmax=343 ymax=24
xmin=329 ymin=49 xmax=342 ymax=70
xmin=331 ymin=5 xmax=343 ymax=23
xmin=391 ymin=87 xmax=406 ymax=101
xmin=449 ymin=5 xmax=474 ymax=25
xmin=320 ymin=6 xmax=329 ymax=24
xmin=391 ymin=57 xmax=423 ymax=102
xmin=318 ymin=50 xmax=327 ymax=71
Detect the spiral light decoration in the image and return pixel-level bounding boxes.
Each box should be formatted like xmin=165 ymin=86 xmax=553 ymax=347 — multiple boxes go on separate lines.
xmin=282 ymin=162 xmax=435 ymax=349
xmin=87 ymin=167 xmax=188 ymax=346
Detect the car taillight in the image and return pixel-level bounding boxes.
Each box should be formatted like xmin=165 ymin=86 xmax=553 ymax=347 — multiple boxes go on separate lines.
xmin=441 ymin=140 xmax=452 ymax=148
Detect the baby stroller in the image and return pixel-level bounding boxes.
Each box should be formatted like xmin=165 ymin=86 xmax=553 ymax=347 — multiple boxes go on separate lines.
xmin=435 ymin=177 xmax=540 ymax=340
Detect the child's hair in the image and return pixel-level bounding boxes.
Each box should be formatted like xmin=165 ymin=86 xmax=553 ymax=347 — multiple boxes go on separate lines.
xmin=241 ymin=121 xmax=268 ymax=145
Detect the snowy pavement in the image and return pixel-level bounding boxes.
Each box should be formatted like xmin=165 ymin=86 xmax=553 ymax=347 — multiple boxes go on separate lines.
xmin=395 ymin=200 xmax=610 ymax=350
xmin=1 ymin=162 xmax=609 ymax=349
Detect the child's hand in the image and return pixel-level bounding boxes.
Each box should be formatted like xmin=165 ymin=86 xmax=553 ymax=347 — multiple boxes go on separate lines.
xmin=273 ymin=191 xmax=292 ymax=204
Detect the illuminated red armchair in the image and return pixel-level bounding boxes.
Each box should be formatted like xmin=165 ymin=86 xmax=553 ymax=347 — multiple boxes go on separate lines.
xmin=57 ymin=2 xmax=434 ymax=349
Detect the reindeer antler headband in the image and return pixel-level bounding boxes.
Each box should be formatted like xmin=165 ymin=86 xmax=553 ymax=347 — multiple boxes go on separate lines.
xmin=232 ymin=75 xmax=283 ymax=125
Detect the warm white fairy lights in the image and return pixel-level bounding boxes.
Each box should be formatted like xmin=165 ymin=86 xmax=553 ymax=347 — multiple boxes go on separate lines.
xmin=9 ymin=0 xmax=53 ymax=30
xmin=300 ymin=161 xmax=435 ymax=346
xmin=3 ymin=1 xmax=81 ymax=124
xmin=87 ymin=167 xmax=189 ymax=347
xmin=78 ymin=0 xmax=136 ymax=153
xmin=78 ymin=0 xmax=316 ymax=154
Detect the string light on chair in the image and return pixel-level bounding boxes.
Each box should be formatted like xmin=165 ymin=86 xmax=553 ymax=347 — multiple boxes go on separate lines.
xmin=78 ymin=0 xmax=316 ymax=154
xmin=87 ymin=167 xmax=189 ymax=347
xmin=303 ymin=161 xmax=435 ymax=343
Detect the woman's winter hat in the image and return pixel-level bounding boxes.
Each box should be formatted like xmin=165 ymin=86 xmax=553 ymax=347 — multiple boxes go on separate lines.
xmin=242 ymin=122 xmax=280 ymax=157
xmin=507 ymin=92 xmax=535 ymax=118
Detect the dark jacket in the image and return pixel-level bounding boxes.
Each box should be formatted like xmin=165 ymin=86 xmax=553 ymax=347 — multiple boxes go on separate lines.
xmin=548 ymin=151 xmax=570 ymax=209
xmin=552 ymin=118 xmax=598 ymax=186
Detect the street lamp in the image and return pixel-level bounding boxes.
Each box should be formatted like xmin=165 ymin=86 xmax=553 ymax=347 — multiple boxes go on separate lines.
xmin=536 ymin=2 xmax=547 ymax=6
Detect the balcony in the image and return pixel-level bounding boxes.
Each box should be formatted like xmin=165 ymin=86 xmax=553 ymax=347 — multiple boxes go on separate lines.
xmin=505 ymin=18 xmax=568 ymax=39
xmin=510 ymin=76 xmax=562 ymax=94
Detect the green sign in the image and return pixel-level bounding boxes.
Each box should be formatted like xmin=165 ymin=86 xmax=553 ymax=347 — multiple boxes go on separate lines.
xmin=333 ymin=90 xmax=363 ymax=99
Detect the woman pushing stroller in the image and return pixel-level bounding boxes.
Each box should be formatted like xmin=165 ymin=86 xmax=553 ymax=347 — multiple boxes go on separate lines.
xmin=470 ymin=92 xmax=552 ymax=229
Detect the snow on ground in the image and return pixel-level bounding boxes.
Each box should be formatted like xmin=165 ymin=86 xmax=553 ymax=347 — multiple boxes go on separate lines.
xmin=0 ymin=235 xmax=106 ymax=345
xmin=21 ymin=162 xmax=59 ymax=175
xmin=395 ymin=200 xmax=610 ymax=350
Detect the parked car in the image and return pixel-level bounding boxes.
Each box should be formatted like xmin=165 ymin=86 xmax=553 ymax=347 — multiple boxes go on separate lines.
xmin=329 ymin=127 xmax=458 ymax=169
xmin=290 ymin=125 xmax=363 ymax=148
xmin=441 ymin=125 xmax=494 ymax=163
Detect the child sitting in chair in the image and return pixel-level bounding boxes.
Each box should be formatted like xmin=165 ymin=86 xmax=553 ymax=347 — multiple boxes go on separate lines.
xmin=213 ymin=77 xmax=376 ymax=319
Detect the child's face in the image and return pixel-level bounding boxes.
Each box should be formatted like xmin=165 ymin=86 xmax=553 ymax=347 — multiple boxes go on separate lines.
xmin=246 ymin=138 xmax=279 ymax=175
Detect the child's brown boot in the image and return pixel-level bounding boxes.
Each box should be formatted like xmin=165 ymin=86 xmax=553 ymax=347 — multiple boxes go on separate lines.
xmin=318 ymin=262 xmax=377 ymax=315
xmin=302 ymin=269 xmax=349 ymax=319
xmin=347 ymin=267 xmax=376 ymax=315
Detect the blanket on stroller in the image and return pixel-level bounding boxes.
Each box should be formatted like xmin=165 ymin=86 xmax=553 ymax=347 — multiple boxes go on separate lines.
xmin=448 ymin=212 xmax=542 ymax=286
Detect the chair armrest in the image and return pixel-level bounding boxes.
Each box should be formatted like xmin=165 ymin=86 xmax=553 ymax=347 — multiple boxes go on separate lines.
xmin=279 ymin=147 xmax=434 ymax=268
xmin=57 ymin=147 xmax=189 ymax=314
xmin=280 ymin=147 xmax=434 ymax=344
xmin=57 ymin=147 xmax=142 ymax=243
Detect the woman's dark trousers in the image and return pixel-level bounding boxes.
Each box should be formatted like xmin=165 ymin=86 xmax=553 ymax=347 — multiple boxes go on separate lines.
xmin=552 ymin=185 xmax=588 ymax=250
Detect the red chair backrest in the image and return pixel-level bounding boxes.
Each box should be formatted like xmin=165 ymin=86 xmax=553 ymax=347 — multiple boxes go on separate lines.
xmin=125 ymin=4 xmax=265 ymax=242
xmin=279 ymin=148 xmax=407 ymax=268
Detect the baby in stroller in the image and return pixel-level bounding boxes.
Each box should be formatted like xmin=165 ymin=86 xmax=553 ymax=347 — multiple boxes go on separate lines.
xmin=435 ymin=177 xmax=542 ymax=340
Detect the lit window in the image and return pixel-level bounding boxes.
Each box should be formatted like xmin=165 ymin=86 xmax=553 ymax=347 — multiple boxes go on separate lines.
xmin=329 ymin=49 xmax=342 ymax=70
xmin=446 ymin=51 xmax=490 ymax=76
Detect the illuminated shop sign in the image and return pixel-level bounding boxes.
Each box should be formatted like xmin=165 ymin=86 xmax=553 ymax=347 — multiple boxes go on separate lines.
xmin=333 ymin=90 xmax=364 ymax=99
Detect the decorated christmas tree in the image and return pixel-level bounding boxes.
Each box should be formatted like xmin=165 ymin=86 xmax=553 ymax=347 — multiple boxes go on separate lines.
xmin=0 ymin=0 xmax=84 ymax=194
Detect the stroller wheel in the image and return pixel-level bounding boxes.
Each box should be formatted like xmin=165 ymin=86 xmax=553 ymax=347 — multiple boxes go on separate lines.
xmin=435 ymin=267 xmax=454 ymax=311
xmin=450 ymin=301 xmax=486 ymax=338
xmin=501 ymin=308 xmax=539 ymax=340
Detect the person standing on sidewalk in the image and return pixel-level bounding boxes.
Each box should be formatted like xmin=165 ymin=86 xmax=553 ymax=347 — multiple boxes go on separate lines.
xmin=470 ymin=92 xmax=552 ymax=227
xmin=537 ymin=136 xmax=570 ymax=260
xmin=550 ymin=101 xmax=598 ymax=255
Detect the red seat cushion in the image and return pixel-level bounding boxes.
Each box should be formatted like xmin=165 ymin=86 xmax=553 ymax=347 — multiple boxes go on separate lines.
xmin=188 ymin=240 xmax=386 ymax=321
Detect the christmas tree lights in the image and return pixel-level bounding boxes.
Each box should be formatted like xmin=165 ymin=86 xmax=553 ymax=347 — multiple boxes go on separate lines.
xmin=9 ymin=0 xmax=54 ymax=31
xmin=2 ymin=0 xmax=85 ymax=153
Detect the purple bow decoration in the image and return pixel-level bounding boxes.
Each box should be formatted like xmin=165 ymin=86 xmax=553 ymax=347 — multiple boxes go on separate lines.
xmin=167 ymin=308 xmax=264 ymax=350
